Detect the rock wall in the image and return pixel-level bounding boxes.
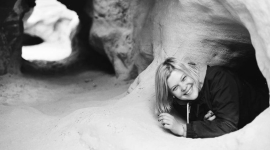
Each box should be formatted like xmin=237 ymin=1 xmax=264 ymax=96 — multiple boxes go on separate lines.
xmin=129 ymin=0 xmax=270 ymax=106
xmin=218 ymin=0 xmax=270 ymax=91
xmin=151 ymin=0 xmax=252 ymax=65
xmin=88 ymin=0 xmax=137 ymax=80
xmin=88 ymin=3 xmax=270 ymax=148
xmin=88 ymin=0 xmax=257 ymax=80
xmin=0 ymin=0 xmax=31 ymax=75
xmin=126 ymin=0 xmax=270 ymax=149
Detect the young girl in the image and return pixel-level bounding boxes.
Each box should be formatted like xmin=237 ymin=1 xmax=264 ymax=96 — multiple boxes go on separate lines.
xmin=155 ymin=57 xmax=269 ymax=138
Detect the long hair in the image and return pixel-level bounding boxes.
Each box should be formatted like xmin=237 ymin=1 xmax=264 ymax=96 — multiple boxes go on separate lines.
xmin=155 ymin=57 xmax=200 ymax=114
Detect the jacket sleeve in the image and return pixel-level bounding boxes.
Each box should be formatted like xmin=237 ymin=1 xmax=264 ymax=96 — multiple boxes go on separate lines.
xmin=186 ymin=68 xmax=239 ymax=138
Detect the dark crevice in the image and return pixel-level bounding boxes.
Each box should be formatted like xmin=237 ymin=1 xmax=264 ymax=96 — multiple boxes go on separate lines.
xmin=22 ymin=34 xmax=43 ymax=46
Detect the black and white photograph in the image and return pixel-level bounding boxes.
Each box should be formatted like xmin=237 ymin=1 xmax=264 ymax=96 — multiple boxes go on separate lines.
xmin=0 ymin=0 xmax=269 ymax=149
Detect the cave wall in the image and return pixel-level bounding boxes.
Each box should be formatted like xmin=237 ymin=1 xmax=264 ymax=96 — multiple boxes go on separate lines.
xmin=88 ymin=0 xmax=137 ymax=80
xmin=126 ymin=0 xmax=270 ymax=149
xmin=0 ymin=0 xmax=269 ymax=89
xmin=129 ymin=0 xmax=270 ymax=100
xmin=1 ymin=0 xmax=259 ymax=80
xmin=151 ymin=0 xmax=252 ymax=65
xmin=128 ymin=0 xmax=270 ymax=96
xmin=0 ymin=0 xmax=32 ymax=75
xmin=218 ymin=0 xmax=270 ymax=91
xmin=88 ymin=0 xmax=259 ymax=81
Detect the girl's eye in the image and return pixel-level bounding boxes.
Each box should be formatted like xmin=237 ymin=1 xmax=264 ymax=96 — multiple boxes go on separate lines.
xmin=182 ymin=76 xmax=186 ymax=81
xmin=173 ymin=86 xmax=178 ymax=91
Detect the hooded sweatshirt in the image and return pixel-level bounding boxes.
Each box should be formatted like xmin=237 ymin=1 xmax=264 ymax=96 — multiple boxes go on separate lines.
xmin=173 ymin=66 xmax=269 ymax=138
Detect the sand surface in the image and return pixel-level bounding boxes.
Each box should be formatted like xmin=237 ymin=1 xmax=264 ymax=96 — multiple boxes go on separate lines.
xmin=1 ymin=63 xmax=270 ymax=150
xmin=0 ymin=68 xmax=133 ymax=150
xmin=0 ymin=63 xmax=195 ymax=150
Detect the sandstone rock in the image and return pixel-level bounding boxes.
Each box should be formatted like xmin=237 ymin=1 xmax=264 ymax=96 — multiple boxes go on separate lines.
xmin=86 ymin=0 xmax=270 ymax=149
xmin=87 ymin=0 xmax=257 ymax=80
xmin=218 ymin=0 xmax=270 ymax=93
xmin=0 ymin=0 xmax=29 ymax=75
xmin=127 ymin=0 xmax=270 ymax=149
xmin=88 ymin=0 xmax=138 ymax=80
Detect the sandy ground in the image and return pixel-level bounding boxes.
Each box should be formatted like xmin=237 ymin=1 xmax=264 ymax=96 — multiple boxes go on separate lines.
xmin=0 ymin=62 xmax=270 ymax=150
xmin=0 ymin=63 xmax=195 ymax=150
xmin=0 ymin=68 xmax=133 ymax=150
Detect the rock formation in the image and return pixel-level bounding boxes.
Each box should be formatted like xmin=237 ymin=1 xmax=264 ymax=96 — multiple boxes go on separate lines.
xmin=22 ymin=0 xmax=79 ymax=62
xmin=88 ymin=0 xmax=259 ymax=81
xmin=0 ymin=0 xmax=31 ymax=75
xmin=88 ymin=0 xmax=137 ymax=80
xmin=85 ymin=0 xmax=270 ymax=149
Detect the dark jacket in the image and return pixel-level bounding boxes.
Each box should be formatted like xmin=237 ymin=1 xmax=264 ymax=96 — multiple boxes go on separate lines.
xmin=173 ymin=66 xmax=269 ymax=138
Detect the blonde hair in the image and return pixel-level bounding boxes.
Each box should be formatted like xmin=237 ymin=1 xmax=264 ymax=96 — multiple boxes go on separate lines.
xmin=155 ymin=57 xmax=200 ymax=114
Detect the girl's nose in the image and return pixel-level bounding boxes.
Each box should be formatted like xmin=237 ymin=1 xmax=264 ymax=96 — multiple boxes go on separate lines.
xmin=180 ymin=83 xmax=186 ymax=92
xmin=181 ymin=87 xmax=185 ymax=92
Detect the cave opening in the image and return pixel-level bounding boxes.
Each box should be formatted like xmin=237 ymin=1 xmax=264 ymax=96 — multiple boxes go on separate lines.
xmin=152 ymin=0 xmax=270 ymax=138
xmin=19 ymin=0 xmax=115 ymax=78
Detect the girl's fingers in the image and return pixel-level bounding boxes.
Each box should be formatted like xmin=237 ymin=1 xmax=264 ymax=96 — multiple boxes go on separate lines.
xmin=159 ymin=113 xmax=173 ymax=120
xmin=158 ymin=113 xmax=173 ymax=126
xmin=207 ymin=115 xmax=216 ymax=121
xmin=204 ymin=110 xmax=214 ymax=119
xmin=161 ymin=118 xmax=171 ymax=125
xmin=204 ymin=111 xmax=211 ymax=119
xmin=163 ymin=124 xmax=171 ymax=129
xmin=159 ymin=113 xmax=172 ymax=118
xmin=158 ymin=116 xmax=171 ymax=121
xmin=159 ymin=118 xmax=173 ymax=125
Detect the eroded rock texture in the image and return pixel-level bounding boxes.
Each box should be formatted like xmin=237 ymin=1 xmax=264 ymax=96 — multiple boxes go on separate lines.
xmin=218 ymin=0 xmax=270 ymax=90
xmin=0 ymin=0 xmax=32 ymax=75
xmin=151 ymin=0 xmax=252 ymax=65
xmin=88 ymin=0 xmax=137 ymax=80
xmin=88 ymin=0 xmax=258 ymax=80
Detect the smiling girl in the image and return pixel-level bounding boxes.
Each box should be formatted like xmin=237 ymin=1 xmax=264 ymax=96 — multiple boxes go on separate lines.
xmin=155 ymin=57 xmax=269 ymax=138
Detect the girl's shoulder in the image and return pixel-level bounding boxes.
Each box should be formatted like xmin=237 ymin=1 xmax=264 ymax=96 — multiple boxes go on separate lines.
xmin=205 ymin=66 xmax=237 ymax=83
xmin=207 ymin=65 xmax=228 ymax=73
xmin=206 ymin=66 xmax=233 ymax=78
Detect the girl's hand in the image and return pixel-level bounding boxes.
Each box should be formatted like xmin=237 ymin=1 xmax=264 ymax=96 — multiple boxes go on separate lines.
xmin=204 ymin=110 xmax=216 ymax=121
xmin=158 ymin=113 xmax=186 ymax=136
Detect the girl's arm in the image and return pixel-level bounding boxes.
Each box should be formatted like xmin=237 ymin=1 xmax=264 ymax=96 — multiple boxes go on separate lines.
xmin=186 ymin=118 xmax=237 ymax=138
xmin=186 ymin=68 xmax=239 ymax=138
xmin=158 ymin=113 xmax=187 ymax=136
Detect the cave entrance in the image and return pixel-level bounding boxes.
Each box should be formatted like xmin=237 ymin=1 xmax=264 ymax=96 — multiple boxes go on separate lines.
xmin=153 ymin=0 xmax=270 ymax=138
xmin=20 ymin=0 xmax=115 ymax=77
xmin=21 ymin=35 xmax=73 ymax=62
xmin=20 ymin=35 xmax=115 ymax=77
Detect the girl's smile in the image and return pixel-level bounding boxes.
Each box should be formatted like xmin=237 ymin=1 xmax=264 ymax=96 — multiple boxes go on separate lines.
xmin=167 ymin=69 xmax=199 ymax=100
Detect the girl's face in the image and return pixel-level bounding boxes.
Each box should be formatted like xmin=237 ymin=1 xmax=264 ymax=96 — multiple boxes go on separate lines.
xmin=167 ymin=69 xmax=199 ymax=101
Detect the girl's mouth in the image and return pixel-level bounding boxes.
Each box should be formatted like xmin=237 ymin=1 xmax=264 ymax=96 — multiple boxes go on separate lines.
xmin=186 ymin=84 xmax=192 ymax=95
